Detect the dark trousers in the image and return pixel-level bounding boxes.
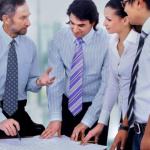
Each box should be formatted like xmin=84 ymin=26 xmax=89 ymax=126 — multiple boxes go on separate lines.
xmin=132 ymin=132 xmax=144 ymax=150
xmin=0 ymin=100 xmax=45 ymax=137
xmin=61 ymin=94 xmax=109 ymax=146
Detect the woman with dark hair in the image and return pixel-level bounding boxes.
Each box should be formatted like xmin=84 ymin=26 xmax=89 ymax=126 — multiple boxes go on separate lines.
xmin=81 ymin=0 xmax=140 ymax=149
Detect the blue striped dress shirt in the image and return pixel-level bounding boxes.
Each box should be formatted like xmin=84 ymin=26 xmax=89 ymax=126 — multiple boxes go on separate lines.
xmin=47 ymin=27 xmax=110 ymax=128
xmin=0 ymin=26 xmax=41 ymax=122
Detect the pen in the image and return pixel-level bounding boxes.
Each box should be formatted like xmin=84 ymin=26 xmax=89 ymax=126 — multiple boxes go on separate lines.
xmin=14 ymin=125 xmax=21 ymax=141
xmin=75 ymin=141 xmax=95 ymax=143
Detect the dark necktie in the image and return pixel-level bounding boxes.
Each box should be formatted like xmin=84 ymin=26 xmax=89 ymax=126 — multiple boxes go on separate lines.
xmin=3 ymin=40 xmax=18 ymax=117
xmin=127 ymin=30 xmax=148 ymax=126
xmin=69 ymin=39 xmax=83 ymax=116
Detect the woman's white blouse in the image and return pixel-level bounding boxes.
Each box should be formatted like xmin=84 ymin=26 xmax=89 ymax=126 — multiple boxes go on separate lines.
xmin=98 ymin=29 xmax=140 ymax=126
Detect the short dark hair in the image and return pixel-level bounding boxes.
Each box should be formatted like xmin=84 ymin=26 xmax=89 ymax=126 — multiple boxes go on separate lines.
xmin=67 ymin=0 xmax=99 ymax=31
xmin=128 ymin=0 xmax=150 ymax=10
xmin=0 ymin=0 xmax=26 ymax=22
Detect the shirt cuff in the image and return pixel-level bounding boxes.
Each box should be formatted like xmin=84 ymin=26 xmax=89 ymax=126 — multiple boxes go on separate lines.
xmin=32 ymin=79 xmax=42 ymax=91
xmin=98 ymin=109 xmax=110 ymax=126
xmin=49 ymin=111 xmax=62 ymax=122
xmin=0 ymin=107 xmax=7 ymax=123
xmin=81 ymin=113 xmax=97 ymax=128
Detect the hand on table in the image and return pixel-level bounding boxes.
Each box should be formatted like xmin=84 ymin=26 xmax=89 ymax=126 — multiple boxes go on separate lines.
xmin=40 ymin=121 xmax=62 ymax=139
xmin=81 ymin=123 xmax=104 ymax=145
xmin=36 ymin=67 xmax=56 ymax=86
xmin=0 ymin=119 xmax=20 ymax=136
xmin=70 ymin=122 xmax=88 ymax=141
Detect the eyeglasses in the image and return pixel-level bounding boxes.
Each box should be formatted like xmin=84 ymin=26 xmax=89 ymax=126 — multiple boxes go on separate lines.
xmin=121 ymin=0 xmax=129 ymax=8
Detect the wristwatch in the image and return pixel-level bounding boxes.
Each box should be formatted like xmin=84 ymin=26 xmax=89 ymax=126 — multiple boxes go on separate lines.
xmin=119 ymin=124 xmax=129 ymax=132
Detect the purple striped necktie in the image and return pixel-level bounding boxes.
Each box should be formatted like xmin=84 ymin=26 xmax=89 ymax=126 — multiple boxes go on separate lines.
xmin=69 ymin=38 xmax=83 ymax=116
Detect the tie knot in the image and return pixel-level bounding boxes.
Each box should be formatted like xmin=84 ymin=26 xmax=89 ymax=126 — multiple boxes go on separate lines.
xmin=11 ymin=39 xmax=16 ymax=45
xmin=76 ymin=38 xmax=82 ymax=45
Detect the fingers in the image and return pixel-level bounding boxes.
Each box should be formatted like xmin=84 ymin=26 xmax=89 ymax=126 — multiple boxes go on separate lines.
xmin=71 ymin=130 xmax=79 ymax=141
xmin=37 ymin=76 xmax=56 ymax=86
xmin=81 ymin=130 xmax=85 ymax=140
xmin=117 ymin=142 xmax=121 ymax=150
xmin=58 ymin=127 xmax=62 ymax=138
xmin=12 ymin=120 xmax=20 ymax=131
xmin=3 ymin=128 xmax=10 ymax=136
xmin=110 ymin=140 xmax=119 ymax=150
xmin=95 ymin=135 xmax=99 ymax=144
xmin=5 ymin=124 xmax=16 ymax=136
xmin=120 ymin=139 xmax=126 ymax=150
xmin=2 ymin=119 xmax=19 ymax=136
xmin=40 ymin=128 xmax=52 ymax=139
xmin=46 ymin=131 xmax=55 ymax=139
xmin=46 ymin=67 xmax=52 ymax=75
xmin=81 ymin=133 xmax=91 ymax=146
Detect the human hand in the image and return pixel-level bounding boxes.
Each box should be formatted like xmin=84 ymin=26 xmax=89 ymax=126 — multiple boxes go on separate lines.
xmin=40 ymin=121 xmax=62 ymax=139
xmin=110 ymin=130 xmax=128 ymax=150
xmin=36 ymin=67 xmax=56 ymax=86
xmin=0 ymin=119 xmax=20 ymax=136
xmin=81 ymin=123 xmax=104 ymax=145
xmin=70 ymin=122 xmax=88 ymax=141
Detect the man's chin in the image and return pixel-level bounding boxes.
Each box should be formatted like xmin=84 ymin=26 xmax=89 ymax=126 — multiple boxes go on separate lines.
xmin=73 ymin=34 xmax=82 ymax=39
xmin=18 ymin=30 xmax=27 ymax=35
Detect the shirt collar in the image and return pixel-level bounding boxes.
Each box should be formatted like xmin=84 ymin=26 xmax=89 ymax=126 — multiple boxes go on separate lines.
xmin=125 ymin=29 xmax=140 ymax=44
xmin=110 ymin=29 xmax=140 ymax=45
xmin=0 ymin=26 xmax=20 ymax=46
xmin=72 ymin=28 xmax=95 ymax=45
xmin=142 ymin=17 xmax=150 ymax=35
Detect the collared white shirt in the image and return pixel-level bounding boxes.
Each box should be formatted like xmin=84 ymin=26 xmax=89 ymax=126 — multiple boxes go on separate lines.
xmin=134 ymin=17 xmax=150 ymax=124
xmin=98 ymin=29 xmax=140 ymax=126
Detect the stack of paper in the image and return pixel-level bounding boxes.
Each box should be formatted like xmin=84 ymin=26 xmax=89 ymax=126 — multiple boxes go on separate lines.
xmin=0 ymin=135 xmax=107 ymax=150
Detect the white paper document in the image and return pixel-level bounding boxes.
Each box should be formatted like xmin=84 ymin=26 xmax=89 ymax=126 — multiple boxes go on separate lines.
xmin=0 ymin=135 xmax=107 ymax=150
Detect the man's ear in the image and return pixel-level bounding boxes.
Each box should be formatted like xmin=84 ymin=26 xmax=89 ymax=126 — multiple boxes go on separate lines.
xmin=91 ymin=21 xmax=96 ymax=27
xmin=2 ymin=15 xmax=11 ymax=25
xmin=136 ymin=0 xmax=145 ymax=11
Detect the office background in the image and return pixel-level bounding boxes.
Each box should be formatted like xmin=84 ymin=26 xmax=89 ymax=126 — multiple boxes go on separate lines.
xmin=0 ymin=0 xmax=118 ymax=148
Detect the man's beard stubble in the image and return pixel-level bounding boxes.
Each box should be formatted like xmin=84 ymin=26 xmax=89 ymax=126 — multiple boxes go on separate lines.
xmin=9 ymin=20 xmax=28 ymax=35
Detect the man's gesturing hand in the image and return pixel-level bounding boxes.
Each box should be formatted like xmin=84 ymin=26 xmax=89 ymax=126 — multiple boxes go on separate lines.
xmin=36 ymin=67 xmax=56 ymax=86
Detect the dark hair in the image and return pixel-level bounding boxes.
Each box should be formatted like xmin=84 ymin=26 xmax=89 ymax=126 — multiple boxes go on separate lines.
xmin=67 ymin=0 xmax=99 ymax=31
xmin=0 ymin=0 xmax=26 ymax=21
xmin=106 ymin=0 xmax=128 ymax=18
xmin=128 ymin=0 xmax=150 ymax=10
xmin=105 ymin=0 xmax=142 ymax=33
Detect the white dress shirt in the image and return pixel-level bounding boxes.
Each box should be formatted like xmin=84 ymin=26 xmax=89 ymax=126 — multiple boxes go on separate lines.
xmin=0 ymin=26 xmax=41 ymax=123
xmin=134 ymin=17 xmax=150 ymax=124
xmin=98 ymin=29 xmax=140 ymax=126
